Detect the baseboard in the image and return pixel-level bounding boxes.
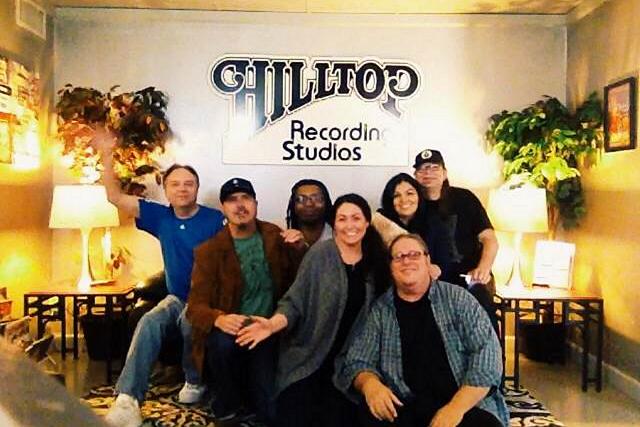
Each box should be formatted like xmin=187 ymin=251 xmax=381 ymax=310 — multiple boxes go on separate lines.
xmin=504 ymin=335 xmax=640 ymax=403
xmin=566 ymin=341 xmax=640 ymax=403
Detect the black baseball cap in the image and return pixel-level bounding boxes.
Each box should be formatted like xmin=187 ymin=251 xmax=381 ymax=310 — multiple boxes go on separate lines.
xmin=219 ymin=177 xmax=256 ymax=202
xmin=413 ymin=149 xmax=446 ymax=169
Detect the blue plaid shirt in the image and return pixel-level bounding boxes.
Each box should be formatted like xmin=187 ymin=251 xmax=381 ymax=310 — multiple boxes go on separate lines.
xmin=338 ymin=280 xmax=509 ymax=427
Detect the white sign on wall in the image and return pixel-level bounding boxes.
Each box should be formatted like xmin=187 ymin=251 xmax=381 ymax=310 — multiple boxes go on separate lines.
xmin=209 ymin=56 xmax=421 ymax=166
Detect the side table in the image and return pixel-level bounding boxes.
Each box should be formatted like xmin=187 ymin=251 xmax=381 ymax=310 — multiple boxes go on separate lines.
xmin=494 ymin=285 xmax=604 ymax=391
xmin=24 ymin=281 xmax=136 ymax=383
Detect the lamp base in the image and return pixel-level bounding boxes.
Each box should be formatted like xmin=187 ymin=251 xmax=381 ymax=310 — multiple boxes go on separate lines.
xmin=76 ymin=277 xmax=115 ymax=292
xmin=91 ymin=279 xmax=116 ymax=287
xmin=506 ymin=231 xmax=528 ymax=289
xmin=77 ymin=227 xmax=94 ymax=292
xmin=506 ymin=267 xmax=527 ymax=289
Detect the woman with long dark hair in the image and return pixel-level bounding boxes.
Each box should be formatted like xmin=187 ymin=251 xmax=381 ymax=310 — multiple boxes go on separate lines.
xmin=236 ymin=193 xmax=390 ymax=427
xmin=373 ymin=173 xmax=447 ymax=276
xmin=374 ymin=172 xmax=498 ymax=334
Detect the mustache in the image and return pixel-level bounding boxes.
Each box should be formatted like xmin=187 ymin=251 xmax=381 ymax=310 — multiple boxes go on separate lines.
xmin=233 ymin=207 xmax=249 ymax=215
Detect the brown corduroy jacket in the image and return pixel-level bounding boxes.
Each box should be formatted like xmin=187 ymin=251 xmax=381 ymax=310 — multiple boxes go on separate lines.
xmin=186 ymin=219 xmax=305 ymax=374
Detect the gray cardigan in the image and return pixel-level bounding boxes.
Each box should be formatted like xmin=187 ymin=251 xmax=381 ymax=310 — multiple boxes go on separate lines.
xmin=274 ymin=238 xmax=377 ymax=397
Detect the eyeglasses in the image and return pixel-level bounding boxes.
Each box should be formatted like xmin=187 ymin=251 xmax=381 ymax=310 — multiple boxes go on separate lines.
xmin=391 ymin=250 xmax=426 ymax=263
xmin=415 ymin=164 xmax=442 ymax=174
xmin=295 ymin=194 xmax=325 ymax=205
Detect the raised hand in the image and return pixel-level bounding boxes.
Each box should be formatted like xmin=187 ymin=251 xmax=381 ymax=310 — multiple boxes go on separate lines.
xmin=89 ymin=126 xmax=118 ymax=154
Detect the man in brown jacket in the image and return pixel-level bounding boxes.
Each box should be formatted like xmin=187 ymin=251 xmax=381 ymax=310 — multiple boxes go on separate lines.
xmin=187 ymin=177 xmax=306 ymax=425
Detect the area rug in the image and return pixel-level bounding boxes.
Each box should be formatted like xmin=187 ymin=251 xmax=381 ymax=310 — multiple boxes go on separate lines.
xmin=504 ymin=385 xmax=565 ymax=427
xmin=83 ymin=382 xmax=564 ymax=426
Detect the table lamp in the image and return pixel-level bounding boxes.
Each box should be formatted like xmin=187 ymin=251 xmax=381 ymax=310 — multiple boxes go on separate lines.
xmin=49 ymin=185 xmax=120 ymax=291
xmin=489 ymin=185 xmax=548 ymax=288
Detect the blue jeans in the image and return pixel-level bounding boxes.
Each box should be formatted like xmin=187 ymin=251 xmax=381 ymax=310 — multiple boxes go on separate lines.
xmin=115 ymin=295 xmax=199 ymax=402
xmin=206 ymin=330 xmax=276 ymax=423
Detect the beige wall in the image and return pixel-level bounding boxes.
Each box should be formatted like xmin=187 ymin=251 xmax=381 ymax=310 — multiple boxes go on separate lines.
xmin=567 ymin=0 xmax=640 ymax=383
xmin=0 ymin=0 xmax=54 ymax=317
xmin=53 ymin=9 xmax=567 ymax=285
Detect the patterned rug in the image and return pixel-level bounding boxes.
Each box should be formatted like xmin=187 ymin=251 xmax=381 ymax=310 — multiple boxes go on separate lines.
xmin=83 ymin=382 xmax=564 ymax=426
xmin=505 ymin=385 xmax=565 ymax=427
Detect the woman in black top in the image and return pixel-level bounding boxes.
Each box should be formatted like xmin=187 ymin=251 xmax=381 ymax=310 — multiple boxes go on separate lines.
xmin=237 ymin=194 xmax=390 ymax=427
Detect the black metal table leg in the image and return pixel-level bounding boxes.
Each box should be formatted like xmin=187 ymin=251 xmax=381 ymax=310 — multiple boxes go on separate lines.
xmin=58 ymin=296 xmax=66 ymax=360
xmin=581 ymin=303 xmax=590 ymax=392
xmin=562 ymin=301 xmax=569 ymax=364
xmin=596 ymin=301 xmax=604 ymax=392
xmin=106 ymin=296 xmax=114 ymax=384
xmin=72 ymin=296 xmax=79 ymax=359
xmin=514 ymin=301 xmax=521 ymax=389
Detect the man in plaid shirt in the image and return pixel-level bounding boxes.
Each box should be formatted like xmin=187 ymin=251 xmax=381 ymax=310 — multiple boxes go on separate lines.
xmin=338 ymin=234 xmax=508 ymax=427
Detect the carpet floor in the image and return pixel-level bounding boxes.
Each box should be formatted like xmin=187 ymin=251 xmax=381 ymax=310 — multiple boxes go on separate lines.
xmin=83 ymin=381 xmax=564 ymax=427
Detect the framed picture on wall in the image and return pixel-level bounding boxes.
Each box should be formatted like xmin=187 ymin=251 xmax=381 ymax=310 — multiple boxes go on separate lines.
xmin=604 ymin=76 xmax=637 ymax=152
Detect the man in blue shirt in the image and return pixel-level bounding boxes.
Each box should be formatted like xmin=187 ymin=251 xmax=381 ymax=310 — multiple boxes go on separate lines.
xmin=92 ymin=130 xmax=224 ymax=427
xmin=339 ymin=234 xmax=508 ymax=427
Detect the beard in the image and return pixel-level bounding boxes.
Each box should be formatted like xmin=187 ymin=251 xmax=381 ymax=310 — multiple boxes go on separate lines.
xmin=296 ymin=208 xmax=325 ymax=226
xmin=298 ymin=216 xmax=324 ymax=227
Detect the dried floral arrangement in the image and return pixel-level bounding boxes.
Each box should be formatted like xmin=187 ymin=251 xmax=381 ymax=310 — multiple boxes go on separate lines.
xmin=55 ymin=85 xmax=172 ymax=194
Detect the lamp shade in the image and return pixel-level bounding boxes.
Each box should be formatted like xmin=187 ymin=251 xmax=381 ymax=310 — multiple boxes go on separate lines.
xmin=488 ymin=185 xmax=548 ymax=233
xmin=49 ymin=185 xmax=119 ymax=229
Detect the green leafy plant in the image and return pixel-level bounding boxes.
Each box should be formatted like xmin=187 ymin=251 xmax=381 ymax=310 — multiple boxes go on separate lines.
xmin=485 ymin=93 xmax=603 ymax=236
xmin=55 ymin=85 xmax=172 ymax=194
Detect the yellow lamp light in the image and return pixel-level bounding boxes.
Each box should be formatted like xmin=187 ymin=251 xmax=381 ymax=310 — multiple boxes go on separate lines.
xmin=49 ymin=185 xmax=119 ymax=291
xmin=489 ymin=185 xmax=548 ymax=288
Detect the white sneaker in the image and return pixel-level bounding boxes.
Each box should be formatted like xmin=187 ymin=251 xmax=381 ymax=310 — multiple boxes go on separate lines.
xmin=104 ymin=393 xmax=142 ymax=427
xmin=178 ymin=382 xmax=207 ymax=404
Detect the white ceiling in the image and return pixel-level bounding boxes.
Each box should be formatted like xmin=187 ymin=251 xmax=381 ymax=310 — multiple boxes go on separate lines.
xmin=45 ymin=0 xmax=596 ymax=15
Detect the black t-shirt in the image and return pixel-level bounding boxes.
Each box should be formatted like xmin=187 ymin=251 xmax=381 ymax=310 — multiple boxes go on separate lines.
xmin=393 ymin=289 xmax=458 ymax=410
xmin=319 ymin=260 xmax=366 ymax=378
xmin=424 ymin=186 xmax=493 ymax=284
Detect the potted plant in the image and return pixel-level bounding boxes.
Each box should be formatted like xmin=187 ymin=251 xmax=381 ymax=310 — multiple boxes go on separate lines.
xmin=55 ymin=85 xmax=172 ymax=194
xmin=485 ymin=93 xmax=603 ymax=237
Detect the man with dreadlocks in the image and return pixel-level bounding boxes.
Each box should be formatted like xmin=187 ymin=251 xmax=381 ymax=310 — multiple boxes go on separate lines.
xmin=285 ymin=179 xmax=333 ymax=247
